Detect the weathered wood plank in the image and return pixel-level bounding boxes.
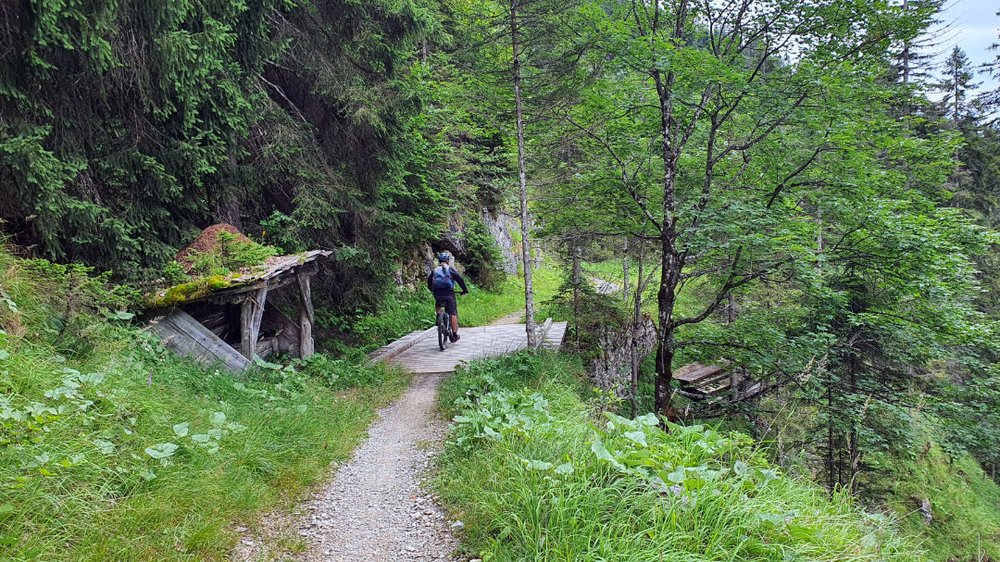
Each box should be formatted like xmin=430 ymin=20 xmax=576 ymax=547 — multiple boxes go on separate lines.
xmin=262 ymin=303 xmax=301 ymax=353
xmin=674 ymin=364 xmax=725 ymax=384
xmin=241 ymin=285 xmax=268 ymax=360
xmin=297 ymin=273 xmax=315 ymax=359
xmin=148 ymin=309 xmax=250 ymax=372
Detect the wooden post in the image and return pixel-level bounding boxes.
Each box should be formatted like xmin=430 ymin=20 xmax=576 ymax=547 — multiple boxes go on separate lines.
xmin=297 ymin=273 xmax=315 ymax=359
xmin=241 ymin=285 xmax=268 ymax=360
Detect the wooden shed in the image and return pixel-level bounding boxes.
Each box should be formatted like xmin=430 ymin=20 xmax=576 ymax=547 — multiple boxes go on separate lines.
xmin=146 ymin=251 xmax=331 ymax=372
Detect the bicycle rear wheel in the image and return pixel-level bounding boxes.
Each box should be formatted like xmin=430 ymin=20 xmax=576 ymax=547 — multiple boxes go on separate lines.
xmin=437 ymin=311 xmax=448 ymax=351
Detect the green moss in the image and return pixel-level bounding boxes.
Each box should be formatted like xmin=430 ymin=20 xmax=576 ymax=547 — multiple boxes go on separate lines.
xmin=146 ymin=275 xmax=236 ymax=309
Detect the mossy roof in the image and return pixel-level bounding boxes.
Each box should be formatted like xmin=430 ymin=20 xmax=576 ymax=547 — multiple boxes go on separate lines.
xmin=145 ymin=250 xmax=332 ymax=309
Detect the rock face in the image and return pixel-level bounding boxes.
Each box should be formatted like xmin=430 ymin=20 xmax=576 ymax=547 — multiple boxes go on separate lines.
xmin=481 ymin=209 xmax=519 ymax=275
xmin=590 ymin=316 xmax=658 ymax=400
xmin=394 ymin=209 xmax=520 ymax=288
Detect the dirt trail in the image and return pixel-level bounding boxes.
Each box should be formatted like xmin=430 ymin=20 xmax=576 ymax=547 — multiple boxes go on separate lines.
xmin=232 ymin=312 xmax=531 ymax=561
xmin=294 ymin=373 xmax=456 ymax=561
xmin=231 ymin=372 xmax=457 ymax=562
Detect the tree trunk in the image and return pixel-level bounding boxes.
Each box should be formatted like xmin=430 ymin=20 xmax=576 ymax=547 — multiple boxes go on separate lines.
xmin=651 ymin=0 xmax=689 ymax=419
xmin=510 ymin=0 xmax=537 ymax=347
xmin=827 ymin=368 xmax=837 ymax=493
xmin=848 ymin=349 xmax=860 ymax=493
xmin=572 ymin=242 xmax=581 ymax=353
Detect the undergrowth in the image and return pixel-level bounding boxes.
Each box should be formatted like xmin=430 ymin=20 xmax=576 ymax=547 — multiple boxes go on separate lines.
xmin=435 ymin=352 xmax=925 ymax=561
xmin=0 ymin=249 xmax=407 ymax=560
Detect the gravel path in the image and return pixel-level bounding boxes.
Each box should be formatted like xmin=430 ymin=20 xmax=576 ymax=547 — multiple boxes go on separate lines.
xmin=231 ymin=373 xmax=457 ymax=562
xmin=295 ymin=373 xmax=457 ymax=562
xmin=232 ymin=312 xmax=529 ymax=561
xmin=485 ymin=311 xmax=523 ymax=326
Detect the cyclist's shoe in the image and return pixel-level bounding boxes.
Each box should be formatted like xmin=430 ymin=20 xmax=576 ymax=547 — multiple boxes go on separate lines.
xmin=450 ymin=333 xmax=461 ymax=343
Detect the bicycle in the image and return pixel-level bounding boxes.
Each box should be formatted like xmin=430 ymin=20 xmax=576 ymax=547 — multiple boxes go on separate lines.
xmin=436 ymin=306 xmax=453 ymax=351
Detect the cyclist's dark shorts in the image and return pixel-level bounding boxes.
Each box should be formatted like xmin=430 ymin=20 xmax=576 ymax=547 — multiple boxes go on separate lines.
xmin=434 ymin=295 xmax=458 ymax=316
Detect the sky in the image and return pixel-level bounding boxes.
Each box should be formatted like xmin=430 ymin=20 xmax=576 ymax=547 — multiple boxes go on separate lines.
xmin=939 ymin=0 xmax=998 ymax=95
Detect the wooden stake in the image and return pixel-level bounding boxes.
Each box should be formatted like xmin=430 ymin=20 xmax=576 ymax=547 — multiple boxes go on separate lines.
xmin=241 ymin=285 xmax=268 ymax=360
xmin=297 ymin=273 xmax=315 ymax=359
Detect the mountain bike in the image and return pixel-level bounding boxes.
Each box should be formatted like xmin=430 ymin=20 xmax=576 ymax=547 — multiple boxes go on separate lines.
xmin=436 ymin=306 xmax=453 ymax=351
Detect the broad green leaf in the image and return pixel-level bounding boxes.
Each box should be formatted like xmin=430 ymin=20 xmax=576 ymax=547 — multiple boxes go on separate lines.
xmin=144 ymin=442 xmax=178 ymax=459
xmin=624 ymin=430 xmax=647 ymax=447
xmin=172 ymin=422 xmax=189 ymax=438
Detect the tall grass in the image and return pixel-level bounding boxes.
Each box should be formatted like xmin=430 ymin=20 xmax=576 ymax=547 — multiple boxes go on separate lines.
xmin=435 ymin=353 xmax=925 ymax=561
xmin=0 ymin=250 xmax=408 ymax=560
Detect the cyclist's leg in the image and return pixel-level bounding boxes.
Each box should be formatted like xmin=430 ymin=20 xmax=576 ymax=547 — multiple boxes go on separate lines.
xmin=444 ymin=296 xmax=460 ymax=340
xmin=434 ymin=298 xmax=447 ymax=328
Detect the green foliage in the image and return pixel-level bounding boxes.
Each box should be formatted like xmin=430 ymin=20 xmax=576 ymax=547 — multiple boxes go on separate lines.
xmin=545 ymin=276 xmax=629 ymax=361
xmin=0 ymin=248 xmax=408 ymax=559
xmin=0 ymin=0 xmax=456 ymax=308
xmin=296 ymin=353 xmax=397 ymax=390
xmin=161 ymin=260 xmax=190 ymax=285
xmin=436 ymin=352 xmax=924 ymax=561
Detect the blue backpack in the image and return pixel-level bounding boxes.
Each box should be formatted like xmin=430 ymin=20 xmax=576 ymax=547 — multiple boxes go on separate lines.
xmin=432 ymin=266 xmax=454 ymax=290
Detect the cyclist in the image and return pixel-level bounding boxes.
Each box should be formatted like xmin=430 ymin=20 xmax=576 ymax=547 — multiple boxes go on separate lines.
xmin=427 ymin=252 xmax=469 ymax=342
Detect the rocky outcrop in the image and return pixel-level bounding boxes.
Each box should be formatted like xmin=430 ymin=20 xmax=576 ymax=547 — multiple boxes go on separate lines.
xmin=590 ymin=316 xmax=657 ymax=400
xmin=482 ymin=209 xmax=518 ymax=275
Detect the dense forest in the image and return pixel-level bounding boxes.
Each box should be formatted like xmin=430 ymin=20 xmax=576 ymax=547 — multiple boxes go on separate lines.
xmin=2 ymin=0 xmax=1000 ymax=559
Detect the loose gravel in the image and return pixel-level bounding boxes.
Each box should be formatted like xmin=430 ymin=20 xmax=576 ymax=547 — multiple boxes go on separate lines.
xmin=231 ymin=373 xmax=458 ymax=562
xmin=296 ymin=373 xmax=457 ymax=562
xmin=234 ymin=312 xmax=529 ymax=561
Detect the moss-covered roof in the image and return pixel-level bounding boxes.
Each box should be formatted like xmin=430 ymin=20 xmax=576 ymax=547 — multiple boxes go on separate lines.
xmin=145 ymin=250 xmax=331 ymax=309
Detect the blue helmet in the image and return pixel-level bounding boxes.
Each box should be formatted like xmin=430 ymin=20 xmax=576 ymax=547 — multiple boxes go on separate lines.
xmin=437 ymin=252 xmax=451 ymax=263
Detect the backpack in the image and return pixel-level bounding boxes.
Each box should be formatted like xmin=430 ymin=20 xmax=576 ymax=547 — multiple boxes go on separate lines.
xmin=432 ymin=266 xmax=454 ymax=290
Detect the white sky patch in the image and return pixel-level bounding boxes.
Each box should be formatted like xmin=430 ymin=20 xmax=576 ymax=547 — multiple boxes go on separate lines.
xmin=939 ymin=0 xmax=998 ymax=94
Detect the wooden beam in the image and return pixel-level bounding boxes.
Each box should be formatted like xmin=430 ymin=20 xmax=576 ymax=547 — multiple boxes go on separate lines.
xmin=297 ymin=273 xmax=315 ymax=359
xmin=240 ymin=285 xmax=268 ymax=360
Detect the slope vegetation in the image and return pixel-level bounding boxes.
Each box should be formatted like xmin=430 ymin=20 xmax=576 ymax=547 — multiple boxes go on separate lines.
xmin=0 ymin=250 xmax=407 ymax=560
xmin=436 ymin=353 xmax=925 ymax=561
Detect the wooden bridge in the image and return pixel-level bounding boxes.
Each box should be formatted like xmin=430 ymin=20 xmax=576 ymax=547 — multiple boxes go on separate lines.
xmin=370 ymin=318 xmax=567 ymax=373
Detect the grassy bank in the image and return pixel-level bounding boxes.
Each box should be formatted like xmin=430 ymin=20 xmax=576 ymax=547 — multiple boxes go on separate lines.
xmin=435 ymin=352 xmax=924 ymax=561
xmin=0 ymin=251 xmax=408 ymax=560
xmin=881 ymin=439 xmax=1000 ymax=560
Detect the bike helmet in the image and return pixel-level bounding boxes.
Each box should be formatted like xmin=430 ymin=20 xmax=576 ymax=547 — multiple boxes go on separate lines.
xmin=437 ymin=252 xmax=451 ymax=263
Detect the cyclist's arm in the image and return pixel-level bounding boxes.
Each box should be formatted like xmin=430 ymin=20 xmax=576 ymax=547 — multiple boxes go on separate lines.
xmin=426 ymin=272 xmax=435 ymax=293
xmin=450 ymin=268 xmax=469 ymax=294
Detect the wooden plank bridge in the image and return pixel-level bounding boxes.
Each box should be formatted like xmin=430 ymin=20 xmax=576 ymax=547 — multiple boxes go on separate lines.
xmin=370 ymin=319 xmax=567 ymax=374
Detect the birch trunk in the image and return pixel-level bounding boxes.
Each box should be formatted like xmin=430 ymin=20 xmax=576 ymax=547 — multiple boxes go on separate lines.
xmin=510 ymin=0 xmax=537 ymax=347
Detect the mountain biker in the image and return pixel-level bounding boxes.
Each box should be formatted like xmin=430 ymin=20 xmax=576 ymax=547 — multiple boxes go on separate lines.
xmin=427 ymin=252 xmax=469 ymax=342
